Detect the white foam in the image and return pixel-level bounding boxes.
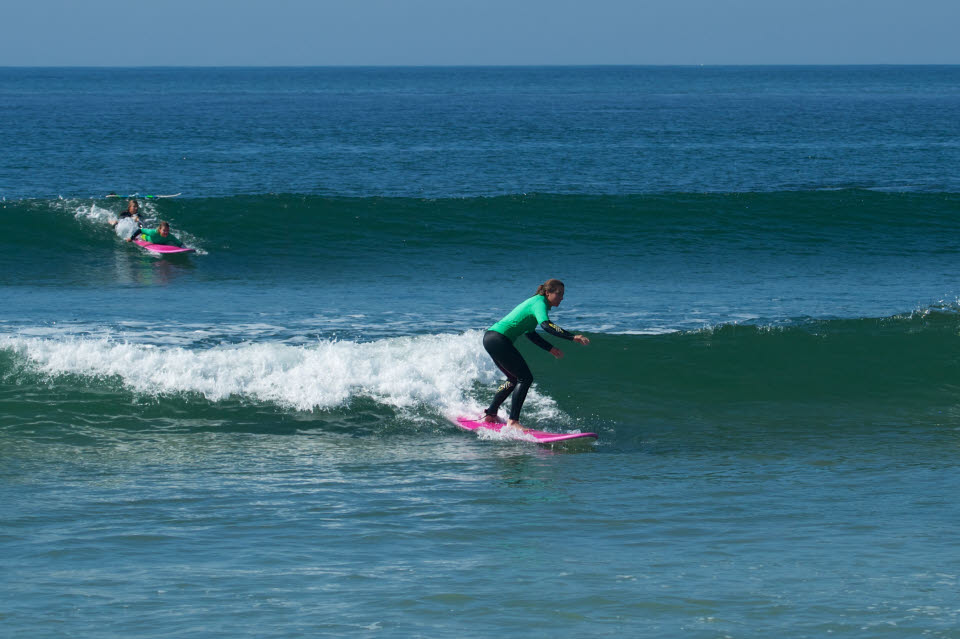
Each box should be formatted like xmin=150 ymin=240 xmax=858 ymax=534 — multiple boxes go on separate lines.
xmin=72 ymin=198 xmax=160 ymax=224
xmin=610 ymin=328 xmax=679 ymax=335
xmin=475 ymin=424 xmax=540 ymax=443
xmin=114 ymin=217 xmax=139 ymax=239
xmin=72 ymin=201 xmax=117 ymax=224
xmin=0 ymin=331 xmax=562 ymax=419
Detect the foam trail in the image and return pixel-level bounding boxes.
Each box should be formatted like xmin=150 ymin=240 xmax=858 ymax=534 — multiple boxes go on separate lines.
xmin=0 ymin=332 xmax=560 ymax=419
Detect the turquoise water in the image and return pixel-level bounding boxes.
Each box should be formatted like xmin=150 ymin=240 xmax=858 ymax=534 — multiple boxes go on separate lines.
xmin=3 ymin=67 xmax=960 ymax=637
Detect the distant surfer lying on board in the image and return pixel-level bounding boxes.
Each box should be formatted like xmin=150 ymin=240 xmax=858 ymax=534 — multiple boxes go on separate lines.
xmin=482 ymin=279 xmax=590 ymax=432
xmin=129 ymin=221 xmax=183 ymax=247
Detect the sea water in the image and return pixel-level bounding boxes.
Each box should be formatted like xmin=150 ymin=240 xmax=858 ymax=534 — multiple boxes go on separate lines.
xmin=2 ymin=66 xmax=960 ymax=637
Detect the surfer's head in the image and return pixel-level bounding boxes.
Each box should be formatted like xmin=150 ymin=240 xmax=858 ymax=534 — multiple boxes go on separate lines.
xmin=158 ymin=221 xmax=170 ymax=236
xmin=536 ymin=279 xmax=565 ymax=307
xmin=126 ymin=199 xmax=139 ymax=214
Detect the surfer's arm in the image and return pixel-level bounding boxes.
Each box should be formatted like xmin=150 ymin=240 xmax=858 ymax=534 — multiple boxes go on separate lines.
xmin=539 ymin=321 xmax=590 ymax=347
xmin=540 ymin=320 xmax=575 ymax=341
xmin=525 ymin=331 xmax=554 ymax=352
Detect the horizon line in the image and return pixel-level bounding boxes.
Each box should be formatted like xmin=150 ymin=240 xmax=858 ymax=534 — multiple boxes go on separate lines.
xmin=3 ymin=63 xmax=960 ymax=70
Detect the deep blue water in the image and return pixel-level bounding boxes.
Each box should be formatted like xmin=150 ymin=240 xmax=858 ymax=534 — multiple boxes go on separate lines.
xmin=2 ymin=67 xmax=960 ymax=637
xmin=3 ymin=66 xmax=960 ymax=198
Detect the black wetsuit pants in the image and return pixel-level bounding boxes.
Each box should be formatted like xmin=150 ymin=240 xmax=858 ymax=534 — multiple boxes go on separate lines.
xmin=483 ymin=330 xmax=534 ymax=422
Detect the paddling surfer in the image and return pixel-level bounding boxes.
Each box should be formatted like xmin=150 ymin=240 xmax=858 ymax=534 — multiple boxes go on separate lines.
xmin=482 ymin=279 xmax=590 ymax=432
xmin=132 ymin=221 xmax=183 ymax=247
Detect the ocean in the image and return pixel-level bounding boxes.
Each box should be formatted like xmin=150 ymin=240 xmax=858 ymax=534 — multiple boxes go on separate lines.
xmin=2 ymin=66 xmax=960 ymax=637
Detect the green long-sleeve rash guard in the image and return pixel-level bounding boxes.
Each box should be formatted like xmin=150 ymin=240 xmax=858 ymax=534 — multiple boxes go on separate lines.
xmin=139 ymin=228 xmax=183 ymax=247
xmin=488 ymin=295 xmax=576 ymax=350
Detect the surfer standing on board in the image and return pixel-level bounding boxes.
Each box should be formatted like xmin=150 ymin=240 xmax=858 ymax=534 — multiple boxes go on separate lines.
xmin=482 ymin=279 xmax=590 ymax=432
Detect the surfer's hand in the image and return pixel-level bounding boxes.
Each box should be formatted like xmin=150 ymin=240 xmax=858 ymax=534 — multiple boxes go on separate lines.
xmin=550 ymin=347 xmax=564 ymax=359
xmin=574 ymin=335 xmax=590 ymax=345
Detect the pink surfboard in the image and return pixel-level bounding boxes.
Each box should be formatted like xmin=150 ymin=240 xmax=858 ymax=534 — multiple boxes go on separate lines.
xmin=132 ymin=239 xmax=195 ymax=254
xmin=454 ymin=417 xmax=597 ymax=444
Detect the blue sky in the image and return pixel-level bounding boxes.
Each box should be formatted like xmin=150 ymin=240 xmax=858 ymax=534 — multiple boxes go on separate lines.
xmin=3 ymin=0 xmax=958 ymax=66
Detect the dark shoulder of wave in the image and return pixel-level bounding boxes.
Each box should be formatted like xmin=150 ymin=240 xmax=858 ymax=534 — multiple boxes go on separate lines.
xmin=561 ymin=306 xmax=960 ymax=406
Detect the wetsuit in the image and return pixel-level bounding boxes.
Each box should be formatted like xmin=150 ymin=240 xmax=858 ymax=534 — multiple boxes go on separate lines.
xmin=138 ymin=228 xmax=183 ymax=247
xmin=483 ymin=294 xmax=576 ymax=421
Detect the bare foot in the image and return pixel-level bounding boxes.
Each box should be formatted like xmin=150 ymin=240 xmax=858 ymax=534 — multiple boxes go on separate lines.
xmin=482 ymin=413 xmax=500 ymax=423
xmin=505 ymin=419 xmax=530 ymax=433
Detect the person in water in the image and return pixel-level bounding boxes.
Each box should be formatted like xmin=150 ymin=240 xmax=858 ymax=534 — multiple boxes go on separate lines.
xmin=131 ymin=220 xmax=183 ymax=247
xmin=109 ymin=199 xmax=142 ymax=238
xmin=109 ymin=199 xmax=140 ymax=223
xmin=482 ymin=278 xmax=590 ymax=432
